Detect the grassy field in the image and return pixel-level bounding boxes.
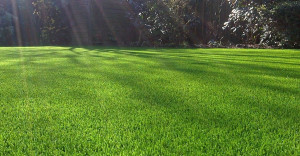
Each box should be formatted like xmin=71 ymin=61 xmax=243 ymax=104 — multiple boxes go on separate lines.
xmin=0 ymin=47 xmax=299 ymax=155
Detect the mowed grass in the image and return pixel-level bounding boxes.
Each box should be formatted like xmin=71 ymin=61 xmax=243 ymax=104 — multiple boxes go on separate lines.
xmin=0 ymin=47 xmax=299 ymax=155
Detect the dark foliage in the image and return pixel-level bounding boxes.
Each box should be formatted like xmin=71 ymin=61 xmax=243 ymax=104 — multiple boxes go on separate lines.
xmin=0 ymin=0 xmax=15 ymax=45
xmin=0 ymin=0 xmax=299 ymax=48
xmin=32 ymin=0 xmax=71 ymax=45
xmin=127 ymin=0 xmax=231 ymax=46
xmin=223 ymin=0 xmax=300 ymax=48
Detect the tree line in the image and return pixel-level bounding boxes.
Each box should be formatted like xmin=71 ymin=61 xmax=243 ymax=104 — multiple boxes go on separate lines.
xmin=0 ymin=0 xmax=299 ymax=48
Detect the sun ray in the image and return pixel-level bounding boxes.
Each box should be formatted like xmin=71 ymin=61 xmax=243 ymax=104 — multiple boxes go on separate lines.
xmin=11 ymin=0 xmax=22 ymax=46
xmin=93 ymin=0 xmax=123 ymax=46
xmin=62 ymin=1 xmax=83 ymax=46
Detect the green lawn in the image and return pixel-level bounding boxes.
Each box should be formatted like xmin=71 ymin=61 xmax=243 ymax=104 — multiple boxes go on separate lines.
xmin=0 ymin=47 xmax=299 ymax=155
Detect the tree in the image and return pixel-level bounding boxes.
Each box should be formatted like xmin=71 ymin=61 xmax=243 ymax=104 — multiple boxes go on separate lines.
xmin=127 ymin=0 xmax=231 ymax=46
xmin=32 ymin=0 xmax=70 ymax=45
xmin=0 ymin=0 xmax=15 ymax=45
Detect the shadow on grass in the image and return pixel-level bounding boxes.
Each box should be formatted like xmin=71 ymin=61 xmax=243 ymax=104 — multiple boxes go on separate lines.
xmin=81 ymin=47 xmax=300 ymax=125
xmin=1 ymin=46 xmax=299 ymax=128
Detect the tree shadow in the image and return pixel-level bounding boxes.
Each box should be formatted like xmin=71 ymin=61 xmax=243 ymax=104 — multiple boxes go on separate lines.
xmin=71 ymin=47 xmax=299 ymax=127
xmin=1 ymin=46 xmax=299 ymax=129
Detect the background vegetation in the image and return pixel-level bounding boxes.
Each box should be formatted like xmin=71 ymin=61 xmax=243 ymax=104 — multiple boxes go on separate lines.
xmin=0 ymin=0 xmax=299 ymax=48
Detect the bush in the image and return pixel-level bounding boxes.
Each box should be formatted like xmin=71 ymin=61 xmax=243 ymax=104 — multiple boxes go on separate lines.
xmin=271 ymin=1 xmax=300 ymax=48
xmin=223 ymin=0 xmax=300 ymax=48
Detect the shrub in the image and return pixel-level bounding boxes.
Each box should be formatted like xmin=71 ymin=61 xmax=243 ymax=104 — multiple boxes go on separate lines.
xmin=271 ymin=1 xmax=300 ymax=48
xmin=223 ymin=0 xmax=300 ymax=48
